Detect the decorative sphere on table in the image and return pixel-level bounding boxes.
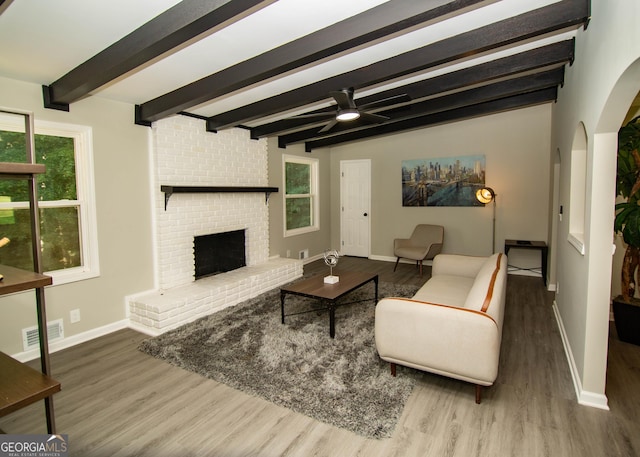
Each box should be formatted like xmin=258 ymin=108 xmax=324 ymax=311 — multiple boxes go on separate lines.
xmin=323 ymin=249 xmax=340 ymax=283
xmin=324 ymin=249 xmax=339 ymax=267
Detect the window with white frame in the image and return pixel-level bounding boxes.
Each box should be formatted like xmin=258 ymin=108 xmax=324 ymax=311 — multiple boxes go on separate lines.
xmin=283 ymin=154 xmax=319 ymax=236
xmin=0 ymin=114 xmax=99 ymax=285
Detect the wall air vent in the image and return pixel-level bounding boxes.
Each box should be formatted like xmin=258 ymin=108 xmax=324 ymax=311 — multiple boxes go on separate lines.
xmin=22 ymin=319 xmax=64 ymax=352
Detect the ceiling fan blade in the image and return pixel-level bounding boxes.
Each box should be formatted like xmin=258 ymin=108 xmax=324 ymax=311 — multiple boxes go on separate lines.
xmin=291 ymin=112 xmax=335 ymax=119
xmin=330 ymin=88 xmax=356 ymax=110
xmin=359 ymin=93 xmax=411 ymax=111
xmin=319 ymin=118 xmax=340 ymax=133
xmin=359 ymin=112 xmax=389 ymax=123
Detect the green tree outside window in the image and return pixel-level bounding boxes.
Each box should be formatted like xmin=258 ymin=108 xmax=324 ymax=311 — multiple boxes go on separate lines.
xmin=285 ymin=162 xmax=312 ymax=230
xmin=0 ymin=130 xmax=81 ymax=272
xmin=284 ymin=157 xmax=318 ymax=235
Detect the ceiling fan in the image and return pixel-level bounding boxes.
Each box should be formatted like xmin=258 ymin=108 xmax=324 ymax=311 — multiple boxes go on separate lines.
xmin=294 ymin=87 xmax=410 ymax=133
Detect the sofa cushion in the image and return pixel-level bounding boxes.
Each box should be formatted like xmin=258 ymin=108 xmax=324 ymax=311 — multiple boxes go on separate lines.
xmin=463 ymin=253 xmax=502 ymax=311
xmin=413 ymin=274 xmax=475 ymax=307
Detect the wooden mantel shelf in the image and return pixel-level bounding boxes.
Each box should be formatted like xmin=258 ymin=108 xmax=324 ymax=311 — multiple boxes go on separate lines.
xmin=160 ymin=185 xmax=279 ymax=210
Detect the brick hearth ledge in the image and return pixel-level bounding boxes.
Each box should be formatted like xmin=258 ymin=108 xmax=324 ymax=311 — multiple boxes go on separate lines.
xmin=129 ymin=257 xmax=302 ymax=335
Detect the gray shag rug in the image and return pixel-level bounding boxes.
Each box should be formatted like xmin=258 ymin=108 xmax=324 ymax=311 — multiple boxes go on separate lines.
xmin=139 ymin=279 xmax=420 ymax=439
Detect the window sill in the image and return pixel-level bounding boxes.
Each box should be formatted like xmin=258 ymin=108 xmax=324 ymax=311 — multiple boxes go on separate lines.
xmin=284 ymin=226 xmax=320 ymax=238
xmin=0 ymin=268 xmax=99 ymax=298
xmin=568 ymin=232 xmax=585 ymax=255
xmin=47 ymin=266 xmax=100 ymax=286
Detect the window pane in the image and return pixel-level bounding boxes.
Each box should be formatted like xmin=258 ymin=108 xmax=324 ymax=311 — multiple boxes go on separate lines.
xmin=0 ymin=206 xmax=81 ymax=272
xmin=0 ymin=130 xmax=77 ymax=201
xmin=286 ymin=197 xmax=311 ymax=230
xmin=35 ymin=134 xmax=77 ymax=200
xmin=0 ymin=128 xmax=27 ymax=163
xmin=285 ymin=162 xmax=310 ymax=194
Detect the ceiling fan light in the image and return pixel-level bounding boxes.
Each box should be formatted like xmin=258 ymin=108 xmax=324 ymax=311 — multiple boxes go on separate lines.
xmin=336 ymin=108 xmax=360 ymax=122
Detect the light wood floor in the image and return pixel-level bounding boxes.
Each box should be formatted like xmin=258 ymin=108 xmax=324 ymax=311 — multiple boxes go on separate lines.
xmin=2 ymin=257 xmax=639 ymax=456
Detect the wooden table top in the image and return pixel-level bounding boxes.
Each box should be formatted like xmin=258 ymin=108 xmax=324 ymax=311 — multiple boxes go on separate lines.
xmin=280 ymin=270 xmax=378 ymax=301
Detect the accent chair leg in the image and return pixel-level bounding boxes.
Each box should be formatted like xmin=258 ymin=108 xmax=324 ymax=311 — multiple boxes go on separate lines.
xmin=475 ymin=385 xmax=482 ymax=404
xmin=419 ymin=260 xmax=423 ymax=276
xmin=394 ymin=257 xmax=400 ymax=272
xmin=390 ymin=362 xmax=397 ymax=377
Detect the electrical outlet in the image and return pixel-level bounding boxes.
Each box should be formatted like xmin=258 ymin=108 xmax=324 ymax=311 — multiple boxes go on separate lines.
xmin=70 ymin=309 xmax=81 ymax=323
xmin=286 ymin=249 xmax=291 ymax=258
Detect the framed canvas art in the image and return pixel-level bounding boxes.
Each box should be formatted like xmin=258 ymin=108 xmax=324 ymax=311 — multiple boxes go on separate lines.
xmin=402 ymin=155 xmax=486 ymax=206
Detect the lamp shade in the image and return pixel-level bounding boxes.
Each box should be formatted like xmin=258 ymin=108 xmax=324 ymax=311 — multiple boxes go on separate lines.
xmin=476 ymin=187 xmax=495 ymax=204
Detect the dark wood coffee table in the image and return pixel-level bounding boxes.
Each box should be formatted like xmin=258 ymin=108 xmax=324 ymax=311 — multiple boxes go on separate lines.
xmin=280 ymin=270 xmax=379 ymax=338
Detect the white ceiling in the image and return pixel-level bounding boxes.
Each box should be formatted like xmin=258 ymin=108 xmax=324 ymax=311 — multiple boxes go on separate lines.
xmin=0 ymin=0 xmax=585 ymax=145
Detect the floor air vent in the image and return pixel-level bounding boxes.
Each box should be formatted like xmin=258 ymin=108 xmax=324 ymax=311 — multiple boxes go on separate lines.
xmin=22 ymin=319 xmax=64 ymax=351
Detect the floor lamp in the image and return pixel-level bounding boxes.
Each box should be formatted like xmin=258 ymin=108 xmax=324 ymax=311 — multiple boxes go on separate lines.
xmin=476 ymin=187 xmax=496 ymax=253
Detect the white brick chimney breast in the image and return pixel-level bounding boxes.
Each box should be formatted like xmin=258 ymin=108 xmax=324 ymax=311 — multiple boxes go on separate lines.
xmin=128 ymin=116 xmax=302 ymax=335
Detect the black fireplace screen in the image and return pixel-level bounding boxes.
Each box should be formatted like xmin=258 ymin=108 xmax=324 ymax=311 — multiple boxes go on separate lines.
xmin=194 ymin=230 xmax=246 ymax=279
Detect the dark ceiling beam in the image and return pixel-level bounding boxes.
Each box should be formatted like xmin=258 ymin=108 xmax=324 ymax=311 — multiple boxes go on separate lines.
xmin=42 ymin=0 xmax=271 ymax=111
xmin=135 ymin=0 xmax=488 ymax=125
xmin=206 ymin=0 xmax=588 ymax=131
xmin=303 ymin=87 xmax=558 ymax=152
xmin=278 ymin=68 xmax=565 ymax=147
xmin=253 ymin=39 xmax=574 ymax=139
xmin=0 ymin=0 xmax=14 ymax=16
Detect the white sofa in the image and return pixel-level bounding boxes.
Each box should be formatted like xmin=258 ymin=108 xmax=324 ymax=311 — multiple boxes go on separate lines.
xmin=375 ymin=253 xmax=507 ymax=403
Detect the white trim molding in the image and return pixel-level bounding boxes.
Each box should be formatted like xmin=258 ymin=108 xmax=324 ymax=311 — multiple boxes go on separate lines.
xmin=552 ymin=300 xmax=609 ymax=410
xmin=11 ymin=319 xmax=129 ymax=363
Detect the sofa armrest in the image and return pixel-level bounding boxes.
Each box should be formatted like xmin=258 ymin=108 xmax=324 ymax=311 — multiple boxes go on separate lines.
xmin=432 ymin=254 xmax=488 ymax=278
xmin=375 ymin=297 xmax=501 ymax=384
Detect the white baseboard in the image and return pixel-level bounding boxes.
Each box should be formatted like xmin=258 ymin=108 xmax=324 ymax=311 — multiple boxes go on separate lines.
xmin=11 ymin=319 xmax=129 ymax=363
xmin=578 ymin=390 xmax=610 ymax=409
xmin=552 ymin=301 xmax=609 ymax=410
xmin=303 ymin=253 xmax=324 ymax=265
xmin=507 ymin=268 xmax=541 ymax=278
xmin=368 ymin=254 xmax=395 ymax=263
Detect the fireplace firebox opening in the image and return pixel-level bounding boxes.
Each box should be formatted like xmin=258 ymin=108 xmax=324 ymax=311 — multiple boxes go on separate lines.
xmin=194 ymin=230 xmax=246 ymax=279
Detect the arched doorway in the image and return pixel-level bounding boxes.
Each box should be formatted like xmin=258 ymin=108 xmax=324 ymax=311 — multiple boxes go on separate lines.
xmin=596 ymin=58 xmax=640 ymax=406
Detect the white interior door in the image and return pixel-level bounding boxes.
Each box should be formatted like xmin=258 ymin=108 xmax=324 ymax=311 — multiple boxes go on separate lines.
xmin=340 ymin=160 xmax=371 ymax=257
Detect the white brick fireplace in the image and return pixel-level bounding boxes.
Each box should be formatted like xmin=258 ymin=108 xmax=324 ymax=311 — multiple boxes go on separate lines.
xmin=128 ymin=116 xmax=302 ymax=335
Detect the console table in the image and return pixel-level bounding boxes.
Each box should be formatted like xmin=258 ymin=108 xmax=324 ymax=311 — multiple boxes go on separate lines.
xmin=504 ymin=239 xmax=548 ymax=286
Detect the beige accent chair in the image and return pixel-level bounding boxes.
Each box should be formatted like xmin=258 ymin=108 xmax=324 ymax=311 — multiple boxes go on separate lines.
xmin=393 ymin=224 xmax=444 ymax=275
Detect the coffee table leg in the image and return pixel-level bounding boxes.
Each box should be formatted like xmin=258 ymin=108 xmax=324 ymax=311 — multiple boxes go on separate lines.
xmin=280 ymin=291 xmax=286 ymax=324
xmin=374 ymin=275 xmax=379 ymax=302
xmin=329 ymin=301 xmax=336 ymax=338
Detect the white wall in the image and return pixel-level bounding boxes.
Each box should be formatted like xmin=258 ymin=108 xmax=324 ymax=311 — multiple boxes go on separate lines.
xmin=551 ymin=0 xmax=640 ymax=407
xmin=323 ymin=104 xmax=553 ymax=267
xmin=0 ymin=77 xmax=155 ymax=356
